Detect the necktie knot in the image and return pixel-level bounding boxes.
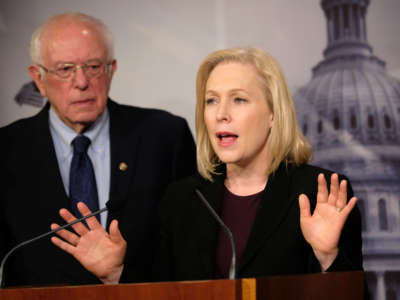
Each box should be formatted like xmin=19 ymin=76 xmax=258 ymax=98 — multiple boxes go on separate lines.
xmin=72 ymin=135 xmax=91 ymax=154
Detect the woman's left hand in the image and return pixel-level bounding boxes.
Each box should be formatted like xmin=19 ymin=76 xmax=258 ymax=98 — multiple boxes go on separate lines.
xmin=299 ymin=173 xmax=357 ymax=271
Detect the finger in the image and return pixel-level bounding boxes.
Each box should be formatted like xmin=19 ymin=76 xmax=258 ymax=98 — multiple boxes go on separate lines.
xmin=328 ymin=173 xmax=339 ymax=206
xmin=59 ymin=208 xmax=89 ymax=236
xmin=51 ymin=223 xmax=81 ymax=246
xmin=340 ymin=197 xmax=357 ymax=217
xmin=336 ymin=179 xmax=348 ymax=209
xmin=317 ymin=173 xmax=328 ymax=203
xmin=299 ymin=194 xmax=311 ymax=218
xmin=51 ymin=236 xmax=78 ymax=256
xmin=109 ymin=220 xmax=125 ymax=245
xmin=77 ymin=202 xmax=102 ymax=230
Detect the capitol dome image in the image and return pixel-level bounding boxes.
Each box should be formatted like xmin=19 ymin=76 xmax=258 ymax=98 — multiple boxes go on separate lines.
xmin=294 ymin=1 xmax=400 ymax=299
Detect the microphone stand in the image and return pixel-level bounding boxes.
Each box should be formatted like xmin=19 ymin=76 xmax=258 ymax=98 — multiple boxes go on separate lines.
xmin=0 ymin=207 xmax=107 ymax=288
xmin=195 ymin=189 xmax=237 ymax=280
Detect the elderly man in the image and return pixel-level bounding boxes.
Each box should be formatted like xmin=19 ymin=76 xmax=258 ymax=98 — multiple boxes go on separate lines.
xmin=0 ymin=12 xmax=196 ymax=287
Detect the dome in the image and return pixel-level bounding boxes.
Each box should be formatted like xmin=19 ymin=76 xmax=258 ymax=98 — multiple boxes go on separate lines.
xmin=293 ymin=1 xmax=400 ymax=299
xmin=294 ymin=57 xmax=400 ymax=162
xmin=294 ymin=0 xmax=400 ymax=174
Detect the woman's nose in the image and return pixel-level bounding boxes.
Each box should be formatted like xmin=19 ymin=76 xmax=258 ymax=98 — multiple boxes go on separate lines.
xmin=216 ymin=101 xmax=231 ymax=122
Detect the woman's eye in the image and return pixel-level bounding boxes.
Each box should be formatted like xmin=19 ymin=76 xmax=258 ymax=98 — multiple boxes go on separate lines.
xmin=205 ymin=98 xmax=216 ymax=105
xmin=234 ymin=97 xmax=246 ymax=103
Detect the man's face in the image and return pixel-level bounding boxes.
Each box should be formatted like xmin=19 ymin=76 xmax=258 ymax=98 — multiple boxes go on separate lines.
xmin=29 ymin=20 xmax=117 ymax=133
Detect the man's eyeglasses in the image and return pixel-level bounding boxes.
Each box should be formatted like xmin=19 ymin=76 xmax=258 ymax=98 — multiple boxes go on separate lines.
xmin=38 ymin=60 xmax=113 ymax=79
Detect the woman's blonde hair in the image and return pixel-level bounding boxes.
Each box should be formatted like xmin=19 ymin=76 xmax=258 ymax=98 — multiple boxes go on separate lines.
xmin=196 ymin=47 xmax=312 ymax=181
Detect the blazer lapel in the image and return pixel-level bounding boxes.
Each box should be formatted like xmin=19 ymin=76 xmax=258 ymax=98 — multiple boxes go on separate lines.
xmin=193 ymin=173 xmax=225 ymax=277
xmin=106 ymin=100 xmax=139 ymax=225
xmin=239 ymin=163 xmax=298 ymax=272
xmin=34 ymin=104 xmax=70 ymax=223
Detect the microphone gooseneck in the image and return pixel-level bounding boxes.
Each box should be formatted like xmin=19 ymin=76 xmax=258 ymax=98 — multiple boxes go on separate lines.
xmin=195 ymin=188 xmax=237 ymax=280
xmin=0 ymin=206 xmax=108 ymax=288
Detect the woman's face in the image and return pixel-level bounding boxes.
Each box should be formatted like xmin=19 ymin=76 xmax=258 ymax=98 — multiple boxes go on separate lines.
xmin=204 ymin=62 xmax=273 ymax=169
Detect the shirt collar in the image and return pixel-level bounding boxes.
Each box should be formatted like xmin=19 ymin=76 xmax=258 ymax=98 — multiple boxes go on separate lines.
xmin=49 ymin=107 xmax=109 ymax=155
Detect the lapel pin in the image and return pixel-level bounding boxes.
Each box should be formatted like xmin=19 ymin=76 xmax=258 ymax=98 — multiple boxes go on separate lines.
xmin=119 ymin=162 xmax=128 ymax=171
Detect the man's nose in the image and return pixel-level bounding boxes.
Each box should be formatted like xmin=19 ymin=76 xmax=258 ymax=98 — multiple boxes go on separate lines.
xmin=73 ymin=66 xmax=89 ymax=90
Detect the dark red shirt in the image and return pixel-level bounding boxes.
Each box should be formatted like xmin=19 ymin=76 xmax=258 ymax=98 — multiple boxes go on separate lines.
xmin=215 ymin=186 xmax=263 ymax=278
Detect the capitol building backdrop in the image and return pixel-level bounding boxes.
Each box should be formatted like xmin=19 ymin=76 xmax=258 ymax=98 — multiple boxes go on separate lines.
xmin=294 ymin=1 xmax=400 ymax=299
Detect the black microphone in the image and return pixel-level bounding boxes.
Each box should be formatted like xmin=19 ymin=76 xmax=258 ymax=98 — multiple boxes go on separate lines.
xmin=0 ymin=206 xmax=108 ymax=288
xmin=195 ymin=188 xmax=237 ymax=280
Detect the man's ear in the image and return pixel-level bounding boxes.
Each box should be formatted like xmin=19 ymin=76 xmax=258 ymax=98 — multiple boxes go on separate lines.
xmin=28 ymin=65 xmax=47 ymax=97
xmin=109 ymin=59 xmax=117 ymax=80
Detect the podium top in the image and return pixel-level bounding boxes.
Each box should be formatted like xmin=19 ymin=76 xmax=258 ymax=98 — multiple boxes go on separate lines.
xmin=0 ymin=271 xmax=364 ymax=300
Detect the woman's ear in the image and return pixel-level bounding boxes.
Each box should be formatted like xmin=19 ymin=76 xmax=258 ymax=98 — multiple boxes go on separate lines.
xmin=268 ymin=113 xmax=274 ymax=127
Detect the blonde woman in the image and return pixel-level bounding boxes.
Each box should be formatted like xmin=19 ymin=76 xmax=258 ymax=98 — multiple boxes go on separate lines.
xmin=51 ymin=48 xmax=363 ymax=283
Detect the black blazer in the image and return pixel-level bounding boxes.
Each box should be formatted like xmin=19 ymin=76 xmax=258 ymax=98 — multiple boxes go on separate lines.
xmin=0 ymin=99 xmax=196 ymax=287
xmin=151 ymin=163 xmax=363 ymax=282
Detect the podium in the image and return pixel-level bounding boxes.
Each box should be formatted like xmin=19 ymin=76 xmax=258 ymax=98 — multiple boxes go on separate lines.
xmin=0 ymin=271 xmax=364 ymax=300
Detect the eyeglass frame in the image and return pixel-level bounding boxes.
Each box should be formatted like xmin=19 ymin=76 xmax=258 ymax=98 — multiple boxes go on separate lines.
xmin=37 ymin=59 xmax=114 ymax=79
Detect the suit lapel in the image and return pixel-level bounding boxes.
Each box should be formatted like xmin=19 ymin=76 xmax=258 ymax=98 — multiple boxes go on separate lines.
xmin=239 ymin=163 xmax=297 ymax=272
xmin=106 ymin=100 xmax=139 ymax=226
xmin=34 ymin=104 xmax=70 ymax=223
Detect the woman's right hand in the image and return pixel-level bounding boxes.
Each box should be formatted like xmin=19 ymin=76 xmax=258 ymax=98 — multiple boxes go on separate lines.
xmin=50 ymin=202 xmax=127 ymax=284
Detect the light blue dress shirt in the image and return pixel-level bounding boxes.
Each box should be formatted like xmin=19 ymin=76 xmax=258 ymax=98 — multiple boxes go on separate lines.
xmin=49 ymin=107 xmax=110 ymax=226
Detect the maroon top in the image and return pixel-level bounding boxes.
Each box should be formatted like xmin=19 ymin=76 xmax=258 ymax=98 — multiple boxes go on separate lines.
xmin=215 ymin=186 xmax=263 ymax=278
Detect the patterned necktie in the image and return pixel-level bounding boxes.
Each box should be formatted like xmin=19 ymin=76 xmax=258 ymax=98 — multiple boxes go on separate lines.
xmin=69 ymin=135 xmax=99 ymax=219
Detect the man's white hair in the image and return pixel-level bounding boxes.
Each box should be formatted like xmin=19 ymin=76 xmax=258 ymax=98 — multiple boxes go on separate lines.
xmin=30 ymin=12 xmax=114 ymax=65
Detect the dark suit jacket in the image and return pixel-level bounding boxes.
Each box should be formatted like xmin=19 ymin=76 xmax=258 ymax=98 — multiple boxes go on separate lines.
xmin=0 ymin=99 xmax=196 ymax=287
xmin=150 ymin=163 xmax=363 ymax=281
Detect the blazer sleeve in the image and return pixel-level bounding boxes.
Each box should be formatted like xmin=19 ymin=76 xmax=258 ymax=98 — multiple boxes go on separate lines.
xmin=0 ymin=127 xmax=8 ymax=263
xmin=150 ymin=182 xmax=181 ymax=282
xmin=119 ymin=183 xmax=178 ymax=283
xmin=119 ymin=117 xmax=196 ymax=283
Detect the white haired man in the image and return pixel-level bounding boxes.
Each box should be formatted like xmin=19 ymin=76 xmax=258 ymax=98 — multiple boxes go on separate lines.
xmin=0 ymin=12 xmax=196 ymax=287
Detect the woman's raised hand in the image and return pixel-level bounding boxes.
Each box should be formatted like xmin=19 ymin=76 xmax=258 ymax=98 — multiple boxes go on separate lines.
xmin=299 ymin=173 xmax=357 ymax=271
